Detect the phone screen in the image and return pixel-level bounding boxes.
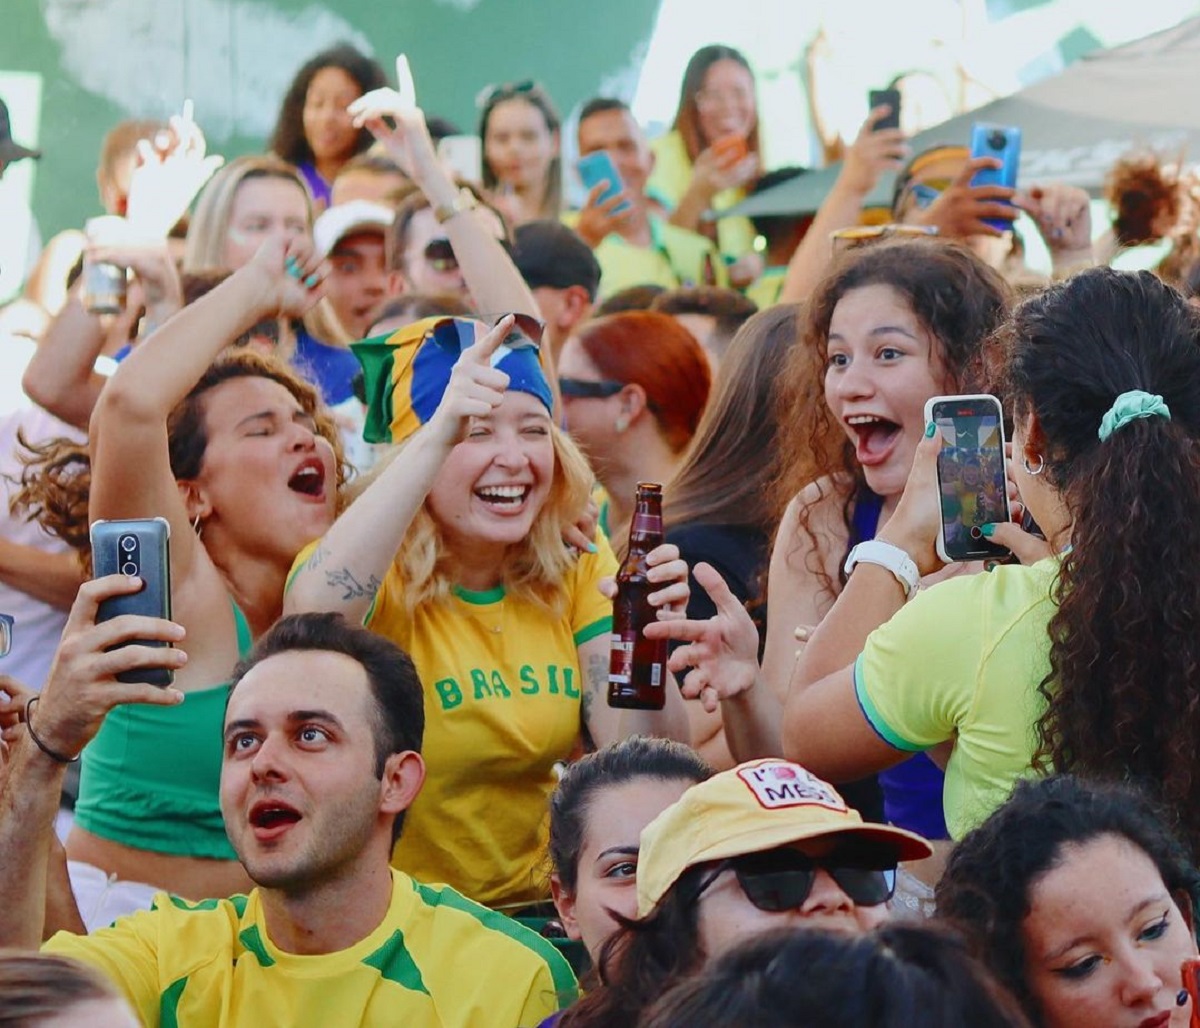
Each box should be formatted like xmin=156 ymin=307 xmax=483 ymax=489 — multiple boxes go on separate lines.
xmin=931 ymin=397 xmax=1010 ymax=562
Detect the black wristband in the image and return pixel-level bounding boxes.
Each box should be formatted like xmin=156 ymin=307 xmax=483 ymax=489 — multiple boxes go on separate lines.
xmin=23 ymin=696 xmax=80 ymax=765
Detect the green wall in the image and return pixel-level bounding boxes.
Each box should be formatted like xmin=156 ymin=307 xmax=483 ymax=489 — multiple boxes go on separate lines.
xmin=1 ymin=0 xmax=663 ymax=238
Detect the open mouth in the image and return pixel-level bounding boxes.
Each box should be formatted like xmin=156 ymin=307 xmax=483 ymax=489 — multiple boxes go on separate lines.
xmin=845 ymin=414 xmax=902 ymax=466
xmin=249 ymin=801 xmax=302 ymax=841
xmin=474 ymin=484 xmax=532 ymax=510
xmin=287 ymin=458 xmax=327 ymax=500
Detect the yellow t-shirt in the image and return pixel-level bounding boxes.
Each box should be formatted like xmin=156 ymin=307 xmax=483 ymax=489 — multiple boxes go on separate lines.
xmin=852 ymin=558 xmax=1058 ymax=838
xmin=561 ymin=211 xmax=726 ymax=300
xmin=365 ymin=541 xmax=617 ymax=908
xmin=44 ymin=869 xmax=577 ymax=1027
xmin=744 ymin=266 xmax=785 ymax=309
xmin=648 ymin=128 xmax=757 ymax=261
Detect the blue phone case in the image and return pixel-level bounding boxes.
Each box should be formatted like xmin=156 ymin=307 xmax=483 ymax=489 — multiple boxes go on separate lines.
xmin=969 ymin=123 xmax=1021 ymax=231
xmin=577 ymin=151 xmax=632 ymax=215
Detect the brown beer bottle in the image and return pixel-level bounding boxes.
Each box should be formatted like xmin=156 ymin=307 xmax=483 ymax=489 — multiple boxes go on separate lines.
xmin=608 ymin=482 xmax=668 ymax=710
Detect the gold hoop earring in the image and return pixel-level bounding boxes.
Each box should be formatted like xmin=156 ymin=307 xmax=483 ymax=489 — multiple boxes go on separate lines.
xmin=1022 ymin=454 xmax=1045 ymax=476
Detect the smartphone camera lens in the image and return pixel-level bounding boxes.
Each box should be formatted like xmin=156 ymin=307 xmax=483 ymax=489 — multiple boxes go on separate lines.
xmin=120 ymin=535 xmax=137 ymax=553
xmin=121 ymin=561 xmax=138 ymax=577
xmin=987 ymin=129 xmax=1008 ymax=151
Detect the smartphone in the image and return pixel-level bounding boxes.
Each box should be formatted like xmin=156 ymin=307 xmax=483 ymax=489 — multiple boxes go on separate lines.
xmin=90 ymin=517 xmax=174 ymax=686
xmin=969 ymin=123 xmax=1021 ymax=230
xmin=868 ymin=89 xmax=901 ymax=131
xmin=925 ymin=395 xmax=1011 ymax=563
xmin=437 ymin=134 xmax=482 ymax=183
xmin=577 ymin=151 xmax=632 ymax=215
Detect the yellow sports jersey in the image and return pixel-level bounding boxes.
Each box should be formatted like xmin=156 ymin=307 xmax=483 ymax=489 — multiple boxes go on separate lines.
xmin=44 ymin=869 xmax=577 ymax=1027
xmin=648 ymin=129 xmax=757 ymax=261
xmin=745 ymin=267 xmax=785 ymax=309
xmin=853 ymin=558 xmax=1059 ymax=838
xmin=362 ymin=540 xmax=617 ymax=908
xmin=561 ymin=211 xmax=726 ymax=300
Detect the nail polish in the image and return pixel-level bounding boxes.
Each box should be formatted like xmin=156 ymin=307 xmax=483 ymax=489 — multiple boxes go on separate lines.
xmin=925 ymin=422 xmax=937 ymax=438
xmin=980 ymin=523 xmax=995 ymax=538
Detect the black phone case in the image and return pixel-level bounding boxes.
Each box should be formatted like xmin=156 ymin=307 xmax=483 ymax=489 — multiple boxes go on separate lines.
xmin=869 ymin=90 xmax=901 ymax=131
xmin=90 ymin=518 xmax=174 ymax=686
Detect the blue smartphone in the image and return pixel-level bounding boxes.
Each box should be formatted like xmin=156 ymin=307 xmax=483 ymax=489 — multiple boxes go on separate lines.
xmin=969 ymin=123 xmax=1020 ymax=230
xmin=577 ymin=151 xmax=632 ymax=215
xmin=90 ymin=516 xmax=174 ymax=686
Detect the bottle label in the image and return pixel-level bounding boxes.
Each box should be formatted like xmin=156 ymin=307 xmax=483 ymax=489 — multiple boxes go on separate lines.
xmin=630 ymin=512 xmax=662 ymax=536
xmin=649 ymin=661 xmax=662 ymax=688
xmin=609 ymin=634 xmax=633 ymax=684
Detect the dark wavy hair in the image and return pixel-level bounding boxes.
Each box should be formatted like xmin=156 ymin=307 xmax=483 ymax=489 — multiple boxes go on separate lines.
xmin=997 ymin=267 xmax=1200 ymax=850
xmin=770 ymin=238 xmax=1011 ymax=598
xmin=639 ymin=924 xmax=1032 ymax=1028
xmin=936 ymin=775 xmax=1200 ymax=1025
xmin=269 ymin=43 xmax=388 ymax=167
xmin=671 ymin=45 xmax=761 ymax=163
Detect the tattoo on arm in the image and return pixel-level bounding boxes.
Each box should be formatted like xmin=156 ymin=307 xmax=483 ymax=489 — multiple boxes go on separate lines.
xmin=305 ymin=544 xmax=329 ymax=572
xmin=325 ymin=568 xmax=382 ymax=602
xmin=579 ymin=652 xmax=607 ymax=752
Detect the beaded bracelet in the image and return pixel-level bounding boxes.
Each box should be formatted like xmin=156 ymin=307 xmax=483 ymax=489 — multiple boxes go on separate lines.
xmin=23 ymin=696 xmax=80 ymax=764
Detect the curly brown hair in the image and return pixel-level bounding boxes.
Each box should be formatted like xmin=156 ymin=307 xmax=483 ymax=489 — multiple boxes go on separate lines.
xmin=1000 ymin=266 xmax=1200 ymax=853
xmin=1103 ymin=149 xmax=1180 ymax=247
xmin=13 ymin=351 xmax=348 ymax=571
xmin=768 ymin=239 xmax=1010 ymax=598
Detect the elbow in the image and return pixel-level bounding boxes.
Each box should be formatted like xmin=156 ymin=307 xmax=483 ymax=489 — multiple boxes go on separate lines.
xmin=89 ymin=375 xmax=160 ymax=436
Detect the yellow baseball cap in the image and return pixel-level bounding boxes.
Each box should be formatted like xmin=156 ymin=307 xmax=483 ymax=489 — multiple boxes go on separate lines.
xmin=636 ymin=759 xmax=934 ymax=917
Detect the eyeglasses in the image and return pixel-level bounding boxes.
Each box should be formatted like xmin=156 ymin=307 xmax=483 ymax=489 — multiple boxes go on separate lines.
xmin=558 ymin=378 xmax=625 ymax=400
xmin=830 ymin=223 xmax=939 ymax=251
xmin=702 ymin=846 xmax=897 ymax=911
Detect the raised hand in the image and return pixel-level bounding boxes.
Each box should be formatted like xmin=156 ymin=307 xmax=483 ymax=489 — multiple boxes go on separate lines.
xmin=575 ymin=181 xmax=635 ymax=247
xmin=913 ymin=156 xmax=1017 ymax=239
xmin=692 ymin=144 xmax=759 ymax=197
xmin=125 ymin=99 xmax=224 ymax=239
xmin=86 ymin=241 xmax=182 ymax=313
xmin=875 ymin=425 xmax=946 ymax=577
xmin=245 ymin=234 xmax=326 ymax=319
xmin=643 ymin=562 xmax=760 ymax=712
xmin=1016 ymin=182 xmax=1092 ymax=256
xmin=426 ymin=315 xmax=514 ymax=446
xmin=841 ymin=106 xmax=910 ymax=196
xmin=20 ymin=575 xmax=187 ymax=764
xmin=347 ymin=63 xmax=439 ymax=184
xmin=598 ymin=543 xmax=691 ymax=620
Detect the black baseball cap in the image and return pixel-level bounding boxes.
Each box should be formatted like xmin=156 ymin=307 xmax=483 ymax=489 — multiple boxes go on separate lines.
xmin=0 ymin=98 xmax=40 ymax=164
xmin=513 ymin=221 xmax=601 ymax=301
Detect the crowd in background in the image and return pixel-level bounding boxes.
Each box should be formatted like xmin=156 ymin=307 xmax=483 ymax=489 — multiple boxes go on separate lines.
xmin=2 ymin=36 xmax=1200 ymax=1028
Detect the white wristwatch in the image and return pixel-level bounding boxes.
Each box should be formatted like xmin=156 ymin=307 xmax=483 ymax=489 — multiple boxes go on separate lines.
xmin=844 ymin=541 xmax=919 ymax=599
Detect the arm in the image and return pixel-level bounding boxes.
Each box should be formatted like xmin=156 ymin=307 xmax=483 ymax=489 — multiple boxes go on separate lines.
xmin=22 ymin=288 xmax=112 ymax=432
xmin=285 ymin=318 xmax=516 ymax=622
xmin=89 ymin=238 xmax=322 ymax=587
xmin=349 ymin=83 xmax=539 ymax=320
xmin=779 ymin=108 xmax=909 ymax=303
xmin=0 ymin=575 xmax=187 ymax=947
xmin=1015 ymin=182 xmax=1095 ymax=275
xmin=0 ymin=542 xmax=84 ymax=611
xmin=667 ymin=148 xmax=759 ymax=236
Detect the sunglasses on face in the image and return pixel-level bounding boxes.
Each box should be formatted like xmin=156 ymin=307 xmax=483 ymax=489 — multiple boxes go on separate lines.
xmin=423 ymin=237 xmax=458 ymax=272
xmin=709 ymin=846 xmax=897 ymax=911
xmin=232 ymin=317 xmax=284 ymax=349
xmin=557 ymin=377 xmax=625 ymax=400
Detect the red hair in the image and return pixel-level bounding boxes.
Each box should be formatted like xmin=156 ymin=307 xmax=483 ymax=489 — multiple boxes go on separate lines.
xmin=573 ymin=311 xmax=712 ymax=453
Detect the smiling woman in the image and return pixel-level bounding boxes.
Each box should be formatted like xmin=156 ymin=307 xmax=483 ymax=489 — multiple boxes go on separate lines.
xmin=285 ymin=315 xmax=692 ymax=909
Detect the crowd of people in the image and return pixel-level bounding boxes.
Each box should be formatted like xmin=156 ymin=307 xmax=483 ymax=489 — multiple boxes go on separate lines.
xmin=2 ymin=35 xmax=1200 ymax=1028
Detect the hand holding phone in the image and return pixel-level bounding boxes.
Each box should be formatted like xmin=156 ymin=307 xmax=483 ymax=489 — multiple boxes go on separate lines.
xmin=90 ymin=517 xmax=175 ymax=686
xmin=577 ymin=151 xmax=632 ymax=215
xmin=925 ymin=395 xmax=1011 ymax=563
xmin=969 ymin=123 xmax=1021 ymax=230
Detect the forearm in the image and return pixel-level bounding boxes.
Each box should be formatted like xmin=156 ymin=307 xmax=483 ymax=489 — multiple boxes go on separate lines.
xmin=0 ymin=542 xmax=85 ymax=611
xmin=790 ymin=564 xmax=906 ymax=691
xmin=666 ymin=177 xmax=714 ymax=235
xmin=779 ymin=178 xmax=868 ymax=303
xmin=720 ymin=673 xmax=783 ymax=761
xmin=44 ymin=834 xmax=86 ymax=939
xmin=284 ymin=427 xmax=451 ymax=621
xmin=94 ymin=265 xmax=273 ymax=427
xmin=22 ymin=292 xmax=108 ymax=430
xmin=414 ymin=167 xmax=540 ymax=318
xmin=0 ymin=736 xmax=68 ymax=947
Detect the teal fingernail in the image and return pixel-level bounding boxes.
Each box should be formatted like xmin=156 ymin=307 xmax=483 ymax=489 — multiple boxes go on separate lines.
xmin=586 ymin=542 xmax=598 ymax=554
xmin=285 ymin=256 xmax=298 ymax=271
xmin=980 ymin=523 xmax=996 ymax=537
xmin=304 ymin=273 xmax=319 ymax=288
xmin=925 ymin=422 xmax=937 ymax=438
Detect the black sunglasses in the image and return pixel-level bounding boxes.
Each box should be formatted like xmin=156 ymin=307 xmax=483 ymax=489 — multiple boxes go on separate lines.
xmin=706 ymin=846 xmax=897 ymax=911
xmin=558 ymin=377 xmax=625 ymax=400
xmin=423 ymin=237 xmax=458 ymax=272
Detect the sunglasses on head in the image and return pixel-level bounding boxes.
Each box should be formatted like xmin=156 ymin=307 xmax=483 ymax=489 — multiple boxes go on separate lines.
xmin=429 ymin=314 xmax=545 ymax=356
xmin=558 ymin=377 xmax=625 ymax=400
xmin=830 ymin=223 xmax=939 ymax=251
xmin=477 ymin=79 xmax=538 ymax=110
xmin=704 ymin=845 xmax=897 ymax=911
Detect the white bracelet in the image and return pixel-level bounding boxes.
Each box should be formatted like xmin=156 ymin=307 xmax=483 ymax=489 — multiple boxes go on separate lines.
xmin=844 ymin=540 xmax=919 ymax=599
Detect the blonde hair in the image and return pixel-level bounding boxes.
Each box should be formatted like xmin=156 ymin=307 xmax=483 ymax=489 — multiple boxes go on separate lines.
xmin=394 ymin=424 xmax=594 ymax=617
xmin=183 ymin=155 xmax=311 ymax=271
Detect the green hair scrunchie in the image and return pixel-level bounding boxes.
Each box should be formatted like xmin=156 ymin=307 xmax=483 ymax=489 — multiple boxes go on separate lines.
xmin=1097 ymin=390 xmax=1172 ymax=442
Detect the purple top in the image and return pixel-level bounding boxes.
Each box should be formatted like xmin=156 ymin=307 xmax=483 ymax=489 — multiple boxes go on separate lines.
xmin=296 ymin=160 xmax=332 ymax=209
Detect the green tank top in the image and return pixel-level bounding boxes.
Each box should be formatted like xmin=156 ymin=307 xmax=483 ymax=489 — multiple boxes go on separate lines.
xmin=73 ymin=601 xmax=253 ymax=860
